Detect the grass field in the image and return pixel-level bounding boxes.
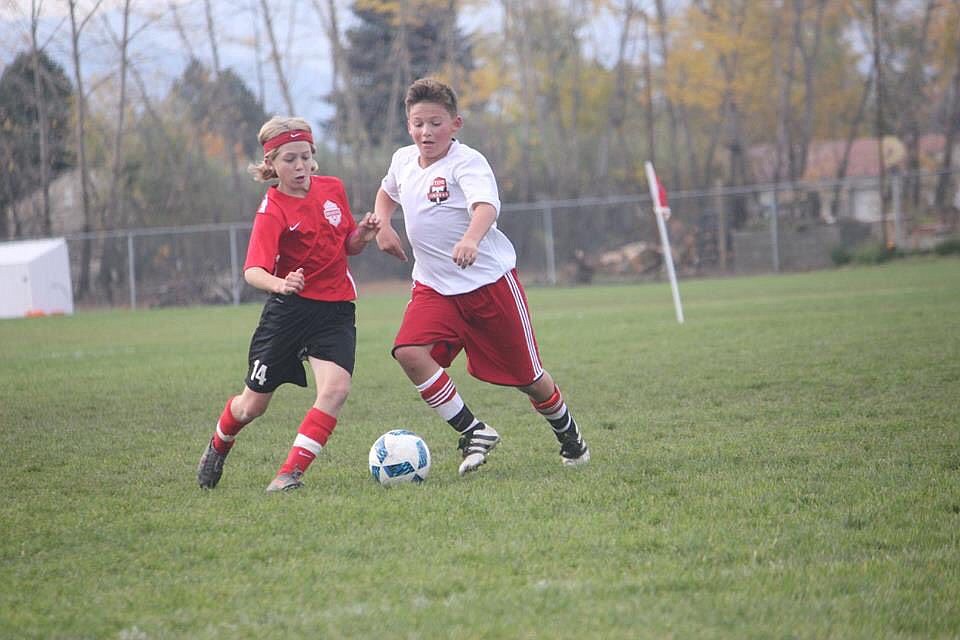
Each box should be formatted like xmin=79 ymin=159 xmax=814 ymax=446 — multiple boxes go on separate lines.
xmin=1 ymin=257 xmax=959 ymax=639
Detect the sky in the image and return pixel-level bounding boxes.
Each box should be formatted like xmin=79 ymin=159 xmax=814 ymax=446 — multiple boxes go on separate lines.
xmin=1 ymin=1 xmax=340 ymax=125
xmin=0 ymin=1 xmax=624 ymax=129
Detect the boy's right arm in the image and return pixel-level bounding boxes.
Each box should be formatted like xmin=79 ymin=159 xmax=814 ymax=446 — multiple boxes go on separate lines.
xmin=244 ymin=266 xmax=304 ymax=295
xmin=374 ymin=187 xmax=408 ymax=262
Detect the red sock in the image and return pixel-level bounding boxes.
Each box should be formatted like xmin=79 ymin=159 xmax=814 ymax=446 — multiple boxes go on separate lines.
xmin=278 ymin=408 xmax=337 ymax=474
xmin=212 ymin=397 xmax=246 ymax=454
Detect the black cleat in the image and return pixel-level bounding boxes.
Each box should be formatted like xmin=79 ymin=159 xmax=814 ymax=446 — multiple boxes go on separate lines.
xmin=558 ymin=429 xmax=590 ymax=466
xmin=457 ymin=424 xmax=501 ymax=476
xmin=197 ymin=439 xmax=228 ymax=489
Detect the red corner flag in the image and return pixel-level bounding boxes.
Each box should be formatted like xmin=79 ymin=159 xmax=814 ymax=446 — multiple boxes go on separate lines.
xmin=652 ymin=174 xmax=671 ymax=220
xmin=656 ymin=178 xmax=668 ymax=209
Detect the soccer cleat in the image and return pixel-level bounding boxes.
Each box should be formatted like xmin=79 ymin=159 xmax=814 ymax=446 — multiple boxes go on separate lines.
xmin=558 ymin=429 xmax=590 ymax=467
xmin=457 ymin=424 xmax=500 ymax=476
xmin=197 ymin=439 xmax=228 ymax=489
xmin=265 ymin=469 xmax=304 ymax=493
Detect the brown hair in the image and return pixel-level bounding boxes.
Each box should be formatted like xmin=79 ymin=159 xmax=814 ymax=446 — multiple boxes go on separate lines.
xmin=404 ymin=78 xmax=458 ymax=117
xmin=247 ymin=115 xmax=318 ymax=182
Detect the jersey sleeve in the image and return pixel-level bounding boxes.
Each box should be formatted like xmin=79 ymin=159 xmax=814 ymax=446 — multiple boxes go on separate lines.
xmin=455 ymin=151 xmax=501 ymax=217
xmin=244 ymin=197 xmax=284 ymax=273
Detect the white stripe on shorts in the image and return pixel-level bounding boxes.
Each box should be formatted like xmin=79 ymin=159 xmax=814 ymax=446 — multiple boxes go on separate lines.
xmin=504 ymin=271 xmax=543 ymax=380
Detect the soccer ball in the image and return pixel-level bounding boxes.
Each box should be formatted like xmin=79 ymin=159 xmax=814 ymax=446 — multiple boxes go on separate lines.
xmin=368 ymin=430 xmax=431 ymax=486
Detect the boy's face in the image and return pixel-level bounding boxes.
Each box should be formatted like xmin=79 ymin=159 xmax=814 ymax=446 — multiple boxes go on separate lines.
xmin=407 ymin=101 xmax=462 ymax=168
xmin=266 ymin=140 xmax=313 ymax=196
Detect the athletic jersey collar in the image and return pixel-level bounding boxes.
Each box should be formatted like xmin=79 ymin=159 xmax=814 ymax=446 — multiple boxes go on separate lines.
xmin=418 ymin=139 xmax=459 ymax=170
xmin=271 ymin=175 xmax=314 ymax=202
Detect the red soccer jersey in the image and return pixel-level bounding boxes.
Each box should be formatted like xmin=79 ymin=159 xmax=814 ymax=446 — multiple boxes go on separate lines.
xmin=245 ymin=175 xmax=358 ymax=301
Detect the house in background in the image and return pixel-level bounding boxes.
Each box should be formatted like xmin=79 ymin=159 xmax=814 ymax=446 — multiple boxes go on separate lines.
xmin=2 ymin=169 xmax=98 ymax=240
xmin=748 ymin=134 xmax=959 ymax=227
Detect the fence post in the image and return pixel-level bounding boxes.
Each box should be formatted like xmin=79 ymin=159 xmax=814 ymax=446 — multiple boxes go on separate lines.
xmin=770 ymin=185 xmax=781 ymax=272
xmin=229 ymin=225 xmax=240 ymax=305
xmin=542 ymin=204 xmax=557 ymax=285
xmin=714 ymin=181 xmax=727 ymax=272
xmin=892 ymin=173 xmax=905 ymax=248
xmin=127 ymin=232 xmax=137 ymax=310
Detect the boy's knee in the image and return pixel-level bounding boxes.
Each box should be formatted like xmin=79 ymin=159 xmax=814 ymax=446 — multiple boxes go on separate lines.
xmin=236 ymin=403 xmax=267 ymax=423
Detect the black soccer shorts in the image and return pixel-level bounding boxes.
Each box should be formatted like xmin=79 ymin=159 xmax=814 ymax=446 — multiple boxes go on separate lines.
xmin=245 ymin=294 xmax=357 ymax=393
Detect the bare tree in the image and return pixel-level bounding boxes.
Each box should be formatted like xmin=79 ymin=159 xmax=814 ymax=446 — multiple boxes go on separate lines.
xmin=29 ymin=0 xmax=52 ymax=234
xmin=167 ymin=0 xmax=197 ymax=60
xmin=203 ymin=0 xmax=221 ymax=73
xmin=381 ymin=0 xmax=413 ymax=154
xmin=202 ymin=0 xmax=244 ymax=221
xmin=67 ymin=0 xmax=102 ymax=298
xmin=502 ymin=0 xmax=534 ymax=201
xmin=870 ymin=0 xmax=888 ymax=247
xmin=259 ymin=0 xmax=296 ymax=114
xmin=250 ymin=0 xmax=265 ymax=107
xmin=794 ymin=0 xmax=827 ymax=181
xmin=934 ymin=35 xmax=960 ymax=218
xmin=98 ymin=0 xmax=133 ymax=303
xmin=829 ymin=67 xmax=874 ymax=220
xmin=771 ymin=0 xmax=792 ymax=185
xmin=694 ymin=1 xmax=748 ymax=191
xmin=602 ymin=0 xmax=639 ymax=189
xmin=640 ymin=10 xmax=653 ymax=170
xmin=896 ymin=0 xmax=936 ymax=210
xmin=653 ymin=0 xmax=684 ymax=187
xmin=310 ymin=0 xmax=374 ymax=200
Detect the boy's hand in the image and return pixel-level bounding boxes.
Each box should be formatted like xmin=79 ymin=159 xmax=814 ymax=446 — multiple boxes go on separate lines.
xmin=377 ymin=225 xmax=409 ymax=262
xmin=452 ymin=239 xmax=479 ymax=269
xmin=357 ymin=212 xmax=381 ymax=242
xmin=276 ymin=267 xmax=304 ymax=295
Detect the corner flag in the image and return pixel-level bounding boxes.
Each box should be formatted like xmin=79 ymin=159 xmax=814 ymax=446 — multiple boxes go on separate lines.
xmin=644 ymin=161 xmax=685 ymax=324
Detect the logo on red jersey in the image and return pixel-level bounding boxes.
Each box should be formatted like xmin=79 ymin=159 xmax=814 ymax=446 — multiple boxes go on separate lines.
xmin=323 ymin=200 xmax=342 ymax=226
xmin=428 ymin=177 xmax=449 ymax=204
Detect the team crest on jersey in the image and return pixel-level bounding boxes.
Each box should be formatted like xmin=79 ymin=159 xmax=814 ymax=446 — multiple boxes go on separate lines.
xmin=428 ymin=177 xmax=449 ymax=204
xmin=323 ymin=200 xmax=342 ymax=225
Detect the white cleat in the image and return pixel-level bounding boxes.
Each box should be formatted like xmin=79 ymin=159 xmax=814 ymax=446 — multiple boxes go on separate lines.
xmin=561 ymin=446 xmax=590 ymax=466
xmin=457 ymin=424 xmax=500 ymax=476
xmin=559 ymin=429 xmax=590 ymax=467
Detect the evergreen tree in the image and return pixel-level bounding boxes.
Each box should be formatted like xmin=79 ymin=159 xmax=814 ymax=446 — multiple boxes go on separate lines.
xmin=331 ymin=0 xmax=474 ymax=148
xmin=0 ymin=50 xmax=74 ymax=237
xmin=172 ymin=59 xmax=268 ymax=158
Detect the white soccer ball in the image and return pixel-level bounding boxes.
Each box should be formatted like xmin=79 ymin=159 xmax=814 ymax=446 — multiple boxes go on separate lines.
xmin=369 ymin=430 xmax=431 ymax=486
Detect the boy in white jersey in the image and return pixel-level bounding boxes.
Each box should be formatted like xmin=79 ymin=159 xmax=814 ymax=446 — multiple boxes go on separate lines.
xmin=375 ymin=78 xmax=589 ymax=475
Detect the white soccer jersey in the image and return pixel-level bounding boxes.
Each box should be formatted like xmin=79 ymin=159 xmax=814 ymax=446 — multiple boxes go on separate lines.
xmin=381 ymin=140 xmax=517 ymax=295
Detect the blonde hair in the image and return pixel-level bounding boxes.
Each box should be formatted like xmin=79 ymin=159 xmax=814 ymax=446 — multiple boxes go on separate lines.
xmin=248 ymin=116 xmax=319 ymax=182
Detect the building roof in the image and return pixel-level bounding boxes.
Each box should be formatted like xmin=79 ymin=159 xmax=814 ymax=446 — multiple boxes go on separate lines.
xmin=749 ymin=134 xmax=949 ymax=183
xmin=0 ymin=238 xmax=67 ymax=267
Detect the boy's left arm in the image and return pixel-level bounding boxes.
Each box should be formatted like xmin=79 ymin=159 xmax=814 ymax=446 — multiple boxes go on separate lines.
xmin=452 ymin=203 xmax=497 ymax=269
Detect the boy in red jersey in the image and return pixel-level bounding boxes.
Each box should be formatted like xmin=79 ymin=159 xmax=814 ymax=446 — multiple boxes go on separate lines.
xmin=374 ymin=78 xmax=589 ymax=475
xmin=197 ymin=116 xmax=380 ymax=492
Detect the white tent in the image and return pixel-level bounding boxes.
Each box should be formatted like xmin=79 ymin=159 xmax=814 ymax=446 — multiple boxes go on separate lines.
xmin=0 ymin=238 xmax=74 ymax=318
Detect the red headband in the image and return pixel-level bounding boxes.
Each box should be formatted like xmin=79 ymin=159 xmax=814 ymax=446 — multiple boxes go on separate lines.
xmin=263 ymin=129 xmax=313 ymax=153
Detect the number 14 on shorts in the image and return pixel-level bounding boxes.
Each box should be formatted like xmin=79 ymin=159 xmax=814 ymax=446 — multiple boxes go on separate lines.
xmin=251 ymin=359 xmax=268 ymax=386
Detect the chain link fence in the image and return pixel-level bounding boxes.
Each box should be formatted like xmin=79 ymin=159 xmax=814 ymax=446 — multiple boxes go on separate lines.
xmin=54 ymin=170 xmax=959 ymax=309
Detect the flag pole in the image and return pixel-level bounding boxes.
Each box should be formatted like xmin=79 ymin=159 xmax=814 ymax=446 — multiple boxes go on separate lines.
xmin=645 ymin=161 xmax=685 ymax=324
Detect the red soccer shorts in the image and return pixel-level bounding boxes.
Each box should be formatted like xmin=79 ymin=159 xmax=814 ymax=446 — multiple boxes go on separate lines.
xmin=392 ymin=269 xmax=545 ymax=387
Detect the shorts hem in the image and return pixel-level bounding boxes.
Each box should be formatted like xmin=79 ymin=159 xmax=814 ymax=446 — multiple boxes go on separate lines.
xmin=244 ymin=378 xmax=307 ymax=394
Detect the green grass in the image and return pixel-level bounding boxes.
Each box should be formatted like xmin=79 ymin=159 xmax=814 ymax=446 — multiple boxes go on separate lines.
xmin=1 ymin=257 xmax=959 ymax=639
